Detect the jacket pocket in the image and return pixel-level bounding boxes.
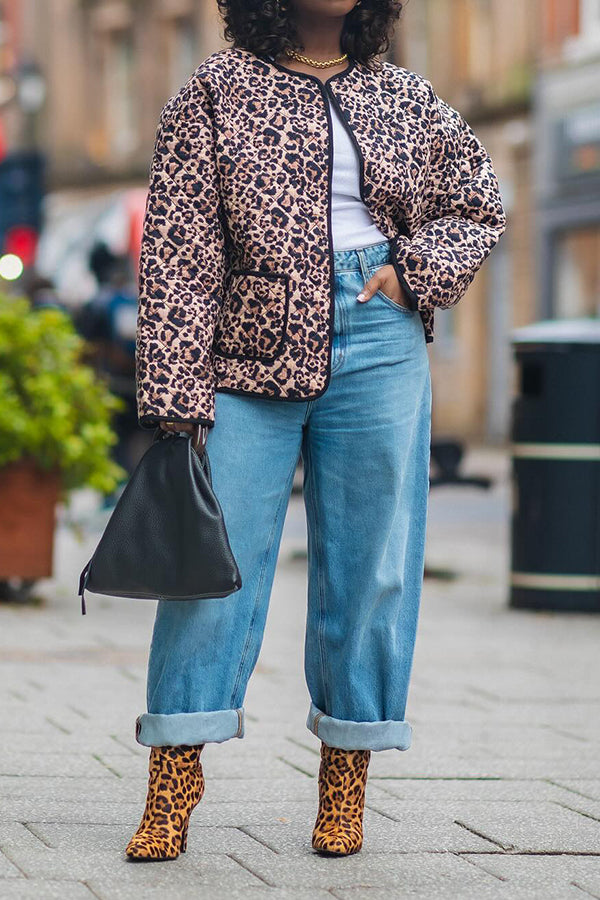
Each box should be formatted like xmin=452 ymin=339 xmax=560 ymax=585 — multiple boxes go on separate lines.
xmin=213 ymin=269 xmax=289 ymax=361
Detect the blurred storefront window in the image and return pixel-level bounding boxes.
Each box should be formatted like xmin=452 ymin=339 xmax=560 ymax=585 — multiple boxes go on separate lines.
xmin=167 ymin=17 xmax=197 ymax=97
xmin=104 ymin=28 xmax=136 ymax=158
xmin=556 ymin=102 xmax=600 ymax=183
xmin=565 ymin=0 xmax=600 ymax=57
xmin=433 ymin=304 xmax=458 ymax=354
xmin=536 ymin=8 xmax=600 ymax=324
xmin=555 ymin=226 xmax=600 ymax=317
xmin=548 ymin=100 xmax=600 ymax=318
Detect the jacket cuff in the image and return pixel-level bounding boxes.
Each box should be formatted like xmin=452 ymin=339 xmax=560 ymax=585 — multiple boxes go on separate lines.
xmin=137 ymin=415 xmax=215 ymax=432
xmin=389 ymin=236 xmax=420 ymax=312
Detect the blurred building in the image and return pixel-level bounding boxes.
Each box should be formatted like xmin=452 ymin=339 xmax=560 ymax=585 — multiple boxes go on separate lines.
xmin=397 ymin=1 xmax=538 ymax=442
xmin=0 ymin=0 xmax=27 ymax=154
xmin=537 ymin=0 xmax=600 ymax=322
xmin=11 ymin=0 xmax=223 ymax=186
xmin=0 ymin=0 xmax=226 ymax=304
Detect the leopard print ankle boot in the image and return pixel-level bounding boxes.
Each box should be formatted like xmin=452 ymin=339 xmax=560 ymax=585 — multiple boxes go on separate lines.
xmin=126 ymin=744 xmax=205 ymax=860
xmin=312 ymin=741 xmax=371 ymax=856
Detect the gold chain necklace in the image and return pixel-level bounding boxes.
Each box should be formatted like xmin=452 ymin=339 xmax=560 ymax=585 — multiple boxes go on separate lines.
xmin=285 ymin=50 xmax=348 ymax=69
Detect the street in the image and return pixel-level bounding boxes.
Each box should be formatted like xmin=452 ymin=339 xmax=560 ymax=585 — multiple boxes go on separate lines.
xmin=0 ymin=445 xmax=599 ymax=899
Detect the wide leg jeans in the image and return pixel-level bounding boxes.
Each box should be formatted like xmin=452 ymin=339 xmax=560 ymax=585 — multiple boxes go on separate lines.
xmin=136 ymin=239 xmax=432 ymax=752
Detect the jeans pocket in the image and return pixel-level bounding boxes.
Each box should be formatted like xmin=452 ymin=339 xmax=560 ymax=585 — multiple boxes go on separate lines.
xmin=367 ymin=265 xmax=414 ymax=315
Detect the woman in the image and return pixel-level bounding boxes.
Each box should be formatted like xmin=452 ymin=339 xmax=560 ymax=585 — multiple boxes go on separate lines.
xmin=127 ymin=0 xmax=506 ymax=860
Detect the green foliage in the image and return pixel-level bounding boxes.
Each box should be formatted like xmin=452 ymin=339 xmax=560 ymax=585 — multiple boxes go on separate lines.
xmin=0 ymin=294 xmax=127 ymax=495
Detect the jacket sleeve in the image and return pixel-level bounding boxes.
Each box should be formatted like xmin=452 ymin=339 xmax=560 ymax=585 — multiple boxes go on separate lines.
xmin=389 ymin=82 xmax=507 ymax=313
xmin=135 ymin=75 xmax=226 ymax=429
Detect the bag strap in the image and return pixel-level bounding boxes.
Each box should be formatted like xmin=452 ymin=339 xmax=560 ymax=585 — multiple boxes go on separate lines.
xmin=78 ymin=558 xmax=91 ymax=615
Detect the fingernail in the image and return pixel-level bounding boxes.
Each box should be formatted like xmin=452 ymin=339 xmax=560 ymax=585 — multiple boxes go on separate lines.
xmin=357 ymin=292 xmax=366 ymax=302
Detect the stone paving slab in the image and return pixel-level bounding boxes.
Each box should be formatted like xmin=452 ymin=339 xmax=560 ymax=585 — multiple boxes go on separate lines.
xmin=0 ymin=851 xmax=21 ymax=879
xmin=202 ymin=778 xmax=321 ymax=805
xmin=0 ymin=775 xmax=146 ymax=803
xmin=369 ymin=795 xmax=600 ymax=854
xmin=0 ymin=752 xmax=115 ymax=779
xmin=0 ymin=880 xmax=95 ymax=899
xmin=421 ymin=672 xmax=600 ymax=704
xmin=551 ymin=780 xmax=600 ymax=802
xmin=0 ymin=844 xmax=264 ymax=886
xmin=331 ymin=882 xmax=594 ymax=900
xmin=388 ymin=719 xmax=593 ymax=746
xmin=326 ymin=854 xmax=507 ymax=899
xmin=553 ymin=795 xmax=600 ymax=824
xmin=407 ymin=703 xmax=498 ymax=725
xmin=219 ymin=847 xmax=501 ymax=891
xmin=448 ymin=802 xmax=600 ymax=853
xmin=404 ymin=726 xmax=598 ymax=762
xmin=462 ymin=854 xmax=600 ymax=895
xmin=0 ymin=735 xmax=140 ymax=758
xmin=1 ymin=799 xmax=155 ymax=827
xmin=0 ymin=821 xmax=57 ymax=852
xmin=372 ymin=777 xmax=577 ymax=803
xmin=576 ymin=873 xmax=600 ymax=899
xmin=365 ymin=752 xmax=600 ymax=780
xmin=86 ymin=884 xmax=334 ymax=900
xmin=460 ymin=702 xmax=600 ymax=728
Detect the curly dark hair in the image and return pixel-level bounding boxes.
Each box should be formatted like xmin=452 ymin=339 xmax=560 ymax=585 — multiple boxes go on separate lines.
xmin=216 ymin=0 xmax=405 ymax=70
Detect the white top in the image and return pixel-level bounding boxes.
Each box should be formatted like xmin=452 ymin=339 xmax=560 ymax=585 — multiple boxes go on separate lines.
xmin=328 ymin=98 xmax=389 ymax=251
xmin=263 ymin=57 xmax=388 ymax=251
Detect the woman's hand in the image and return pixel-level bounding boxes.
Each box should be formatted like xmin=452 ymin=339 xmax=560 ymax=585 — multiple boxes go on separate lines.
xmin=357 ymin=264 xmax=411 ymax=309
xmin=159 ymin=421 xmax=196 ymax=435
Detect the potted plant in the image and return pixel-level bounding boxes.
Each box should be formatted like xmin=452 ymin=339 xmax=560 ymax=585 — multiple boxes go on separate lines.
xmin=0 ymin=294 xmax=126 ymax=598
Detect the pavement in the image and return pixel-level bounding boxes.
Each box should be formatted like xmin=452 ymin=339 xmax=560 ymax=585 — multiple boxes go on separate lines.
xmin=0 ymin=444 xmax=599 ymax=900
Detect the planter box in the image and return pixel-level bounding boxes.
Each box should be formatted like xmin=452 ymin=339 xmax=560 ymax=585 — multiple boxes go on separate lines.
xmin=0 ymin=459 xmax=61 ymax=580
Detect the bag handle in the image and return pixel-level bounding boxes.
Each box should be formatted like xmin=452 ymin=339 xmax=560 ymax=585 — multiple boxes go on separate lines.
xmin=192 ymin=424 xmax=209 ymax=456
xmin=152 ymin=424 xmax=209 ymax=457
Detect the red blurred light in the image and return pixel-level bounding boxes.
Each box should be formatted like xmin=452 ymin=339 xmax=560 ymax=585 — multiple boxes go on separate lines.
xmin=4 ymin=225 xmax=38 ymax=267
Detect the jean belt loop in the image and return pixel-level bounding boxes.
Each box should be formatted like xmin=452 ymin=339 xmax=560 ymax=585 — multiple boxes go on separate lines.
xmin=356 ymin=246 xmax=367 ymax=283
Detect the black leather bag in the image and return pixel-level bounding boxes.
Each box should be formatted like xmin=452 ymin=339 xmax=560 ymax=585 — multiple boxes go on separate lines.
xmin=78 ymin=425 xmax=242 ymax=614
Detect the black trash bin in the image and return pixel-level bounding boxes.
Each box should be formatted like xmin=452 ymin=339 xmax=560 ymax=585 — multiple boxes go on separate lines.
xmin=509 ymin=318 xmax=600 ymax=612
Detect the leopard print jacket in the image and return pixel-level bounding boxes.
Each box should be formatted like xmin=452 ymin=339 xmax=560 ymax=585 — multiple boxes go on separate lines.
xmin=136 ymin=47 xmax=506 ymax=428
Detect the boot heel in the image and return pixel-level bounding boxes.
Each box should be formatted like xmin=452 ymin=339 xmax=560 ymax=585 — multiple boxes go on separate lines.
xmin=180 ymin=822 xmax=189 ymax=854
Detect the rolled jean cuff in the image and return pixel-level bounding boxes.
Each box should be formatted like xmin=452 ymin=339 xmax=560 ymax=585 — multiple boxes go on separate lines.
xmin=136 ymin=707 xmax=244 ymax=747
xmin=306 ymin=701 xmax=412 ymax=751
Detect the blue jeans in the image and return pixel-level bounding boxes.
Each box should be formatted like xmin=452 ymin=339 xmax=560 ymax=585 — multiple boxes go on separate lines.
xmin=136 ymin=239 xmax=432 ymax=752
